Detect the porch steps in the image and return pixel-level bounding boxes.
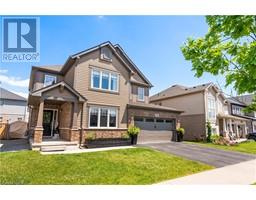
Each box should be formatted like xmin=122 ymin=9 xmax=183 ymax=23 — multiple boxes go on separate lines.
xmin=41 ymin=145 xmax=66 ymax=152
xmin=29 ymin=138 xmax=79 ymax=151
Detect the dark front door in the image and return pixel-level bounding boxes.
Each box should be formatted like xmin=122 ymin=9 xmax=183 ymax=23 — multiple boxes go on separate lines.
xmin=43 ymin=110 xmax=53 ymax=136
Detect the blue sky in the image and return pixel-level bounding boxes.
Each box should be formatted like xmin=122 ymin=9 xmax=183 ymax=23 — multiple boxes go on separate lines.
xmin=0 ymin=16 xmax=234 ymax=98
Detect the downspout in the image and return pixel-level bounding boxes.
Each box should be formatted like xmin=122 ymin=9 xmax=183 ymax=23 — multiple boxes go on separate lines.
xmin=79 ymin=103 xmax=84 ymax=148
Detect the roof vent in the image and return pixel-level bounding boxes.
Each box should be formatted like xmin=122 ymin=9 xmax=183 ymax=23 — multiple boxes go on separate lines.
xmin=202 ymin=84 xmax=205 ymax=86
xmin=193 ymin=86 xmax=196 ymax=88
xmin=185 ymin=88 xmax=188 ymax=90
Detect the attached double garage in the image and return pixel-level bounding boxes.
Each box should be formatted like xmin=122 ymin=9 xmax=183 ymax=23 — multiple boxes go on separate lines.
xmin=128 ymin=103 xmax=183 ymax=144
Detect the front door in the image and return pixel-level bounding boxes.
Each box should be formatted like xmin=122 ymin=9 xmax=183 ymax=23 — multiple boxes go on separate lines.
xmin=43 ymin=110 xmax=54 ymax=136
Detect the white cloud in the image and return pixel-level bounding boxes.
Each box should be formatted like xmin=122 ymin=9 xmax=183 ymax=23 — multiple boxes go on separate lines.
xmin=0 ymin=74 xmax=29 ymax=87
xmin=0 ymin=69 xmax=8 ymax=74
xmin=11 ymin=90 xmax=28 ymax=99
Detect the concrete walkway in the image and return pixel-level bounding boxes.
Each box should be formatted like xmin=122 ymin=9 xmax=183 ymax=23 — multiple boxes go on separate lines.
xmin=157 ymin=159 xmax=256 ymax=185
xmin=141 ymin=142 xmax=256 ymax=167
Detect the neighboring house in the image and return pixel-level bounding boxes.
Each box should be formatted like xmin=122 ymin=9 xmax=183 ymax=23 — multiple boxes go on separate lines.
xmin=27 ymin=41 xmax=182 ymax=146
xmin=232 ymin=94 xmax=256 ymax=133
xmin=0 ymin=87 xmax=28 ymax=123
xmin=150 ymin=83 xmax=248 ymax=141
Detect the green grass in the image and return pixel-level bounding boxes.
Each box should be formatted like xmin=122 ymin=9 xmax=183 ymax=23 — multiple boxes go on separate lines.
xmin=0 ymin=147 xmax=213 ymax=185
xmin=187 ymin=141 xmax=256 ymax=154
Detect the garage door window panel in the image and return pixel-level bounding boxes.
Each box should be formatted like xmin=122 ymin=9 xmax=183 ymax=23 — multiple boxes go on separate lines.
xmin=145 ymin=118 xmax=154 ymax=122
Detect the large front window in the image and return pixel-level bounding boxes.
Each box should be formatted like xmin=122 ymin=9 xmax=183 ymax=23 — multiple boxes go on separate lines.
xmin=91 ymin=69 xmax=119 ymax=92
xmin=89 ymin=107 xmax=117 ymax=128
xmin=44 ymin=75 xmax=56 ymax=87
xmin=208 ymin=97 xmax=216 ymax=119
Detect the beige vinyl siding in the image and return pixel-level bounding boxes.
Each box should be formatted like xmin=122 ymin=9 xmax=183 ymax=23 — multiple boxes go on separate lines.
xmin=73 ymin=49 xmax=130 ymax=129
xmin=64 ymin=66 xmax=75 ymax=87
xmin=157 ymin=92 xmax=205 ymax=115
xmin=131 ymin=84 xmax=149 ymax=103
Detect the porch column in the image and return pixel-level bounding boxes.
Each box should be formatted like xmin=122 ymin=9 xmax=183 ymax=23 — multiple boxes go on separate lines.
xmin=34 ymin=98 xmax=44 ymax=143
xmin=72 ymin=101 xmax=78 ymax=129
xmin=229 ymin=119 xmax=232 ymax=133
xmin=223 ymin=118 xmax=227 ymax=137
xmin=70 ymin=101 xmax=79 ymax=142
xmin=243 ymin=122 xmax=247 ymax=138
xmin=36 ymin=99 xmax=44 ymax=128
xmin=235 ymin=123 xmax=239 ymax=138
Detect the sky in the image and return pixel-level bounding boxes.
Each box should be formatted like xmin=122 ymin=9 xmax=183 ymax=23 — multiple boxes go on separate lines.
xmin=0 ymin=16 xmax=234 ymax=98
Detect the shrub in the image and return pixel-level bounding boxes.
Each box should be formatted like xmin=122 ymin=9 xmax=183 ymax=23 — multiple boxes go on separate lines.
xmin=206 ymin=121 xmax=212 ymax=142
xmin=176 ymin=127 xmax=185 ymax=135
xmin=210 ymin=134 xmax=221 ymax=144
xmin=127 ymin=125 xmax=140 ymax=136
xmin=121 ymin=132 xmax=130 ymax=139
xmin=85 ymin=131 xmax=96 ymax=140
xmin=210 ymin=135 xmax=231 ymax=146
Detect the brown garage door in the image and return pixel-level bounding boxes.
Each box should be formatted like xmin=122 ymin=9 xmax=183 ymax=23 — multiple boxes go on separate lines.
xmin=135 ymin=117 xmax=174 ymax=144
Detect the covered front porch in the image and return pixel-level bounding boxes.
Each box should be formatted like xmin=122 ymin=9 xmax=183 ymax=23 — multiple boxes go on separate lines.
xmin=28 ymin=82 xmax=86 ymax=146
xmin=218 ymin=114 xmax=249 ymax=140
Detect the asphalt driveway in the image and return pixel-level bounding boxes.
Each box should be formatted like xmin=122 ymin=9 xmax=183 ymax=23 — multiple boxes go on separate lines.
xmin=140 ymin=142 xmax=256 ymax=168
xmin=0 ymin=139 xmax=30 ymax=152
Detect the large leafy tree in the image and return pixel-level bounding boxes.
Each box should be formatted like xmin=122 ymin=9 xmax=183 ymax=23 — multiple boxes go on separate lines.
xmin=181 ymin=16 xmax=256 ymax=111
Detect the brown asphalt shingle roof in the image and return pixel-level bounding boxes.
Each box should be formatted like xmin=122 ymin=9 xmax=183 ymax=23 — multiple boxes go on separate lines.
xmin=33 ymin=65 xmax=63 ymax=72
xmin=150 ymin=83 xmax=213 ymax=102
xmin=128 ymin=102 xmax=183 ymax=113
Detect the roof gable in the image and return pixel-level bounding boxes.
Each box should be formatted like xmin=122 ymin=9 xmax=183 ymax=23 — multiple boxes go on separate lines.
xmin=0 ymin=87 xmax=27 ymax=101
xmin=30 ymin=42 xmax=153 ymax=88
xmin=31 ymin=81 xmax=86 ymax=102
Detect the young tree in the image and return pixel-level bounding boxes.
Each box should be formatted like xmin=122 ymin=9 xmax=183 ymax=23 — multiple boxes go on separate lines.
xmin=181 ymin=16 xmax=256 ymax=111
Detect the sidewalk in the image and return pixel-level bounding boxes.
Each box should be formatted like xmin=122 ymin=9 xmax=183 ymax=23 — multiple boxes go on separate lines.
xmin=157 ymin=159 xmax=256 ymax=185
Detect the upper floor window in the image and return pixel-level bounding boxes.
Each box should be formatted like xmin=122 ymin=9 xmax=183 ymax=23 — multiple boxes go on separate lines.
xmin=101 ymin=47 xmax=112 ymax=61
xmin=208 ymin=96 xmax=216 ymax=119
xmin=91 ymin=69 xmax=119 ymax=92
xmin=44 ymin=75 xmax=56 ymax=87
xmin=232 ymin=105 xmax=244 ymax=116
xmin=138 ymin=87 xmax=145 ymax=101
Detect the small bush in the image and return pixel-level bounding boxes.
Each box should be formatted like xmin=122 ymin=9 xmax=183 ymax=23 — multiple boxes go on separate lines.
xmin=210 ymin=135 xmax=231 ymax=146
xmin=206 ymin=121 xmax=212 ymax=143
xmin=127 ymin=125 xmax=140 ymax=136
xmin=121 ymin=132 xmax=130 ymax=139
xmin=85 ymin=132 xmax=96 ymax=140
xmin=176 ymin=127 xmax=185 ymax=135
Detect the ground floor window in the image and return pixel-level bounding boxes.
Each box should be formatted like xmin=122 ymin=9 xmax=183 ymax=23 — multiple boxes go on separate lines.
xmin=89 ymin=106 xmax=117 ymax=128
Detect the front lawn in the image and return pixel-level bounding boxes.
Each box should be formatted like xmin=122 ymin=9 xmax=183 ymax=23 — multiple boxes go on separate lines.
xmin=0 ymin=147 xmax=213 ymax=184
xmin=187 ymin=141 xmax=256 ymax=154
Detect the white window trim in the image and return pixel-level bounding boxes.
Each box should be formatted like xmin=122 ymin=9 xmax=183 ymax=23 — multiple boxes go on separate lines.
xmin=91 ymin=69 xmax=119 ymax=92
xmin=88 ymin=106 xmax=118 ymax=129
xmin=207 ymin=96 xmax=216 ymax=119
xmin=137 ymin=87 xmax=145 ymax=101
xmin=44 ymin=74 xmax=56 ymax=87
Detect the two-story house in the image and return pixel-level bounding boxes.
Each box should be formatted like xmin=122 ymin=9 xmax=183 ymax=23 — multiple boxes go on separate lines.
xmin=27 ymin=42 xmax=182 ymax=148
xmin=150 ymin=83 xmax=248 ymax=141
xmin=228 ymin=94 xmax=256 ymax=133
